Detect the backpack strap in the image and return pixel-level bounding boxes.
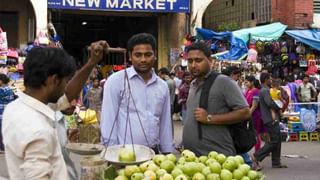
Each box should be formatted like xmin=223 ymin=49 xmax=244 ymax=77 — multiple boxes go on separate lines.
xmin=198 ymin=71 xmax=219 ymax=139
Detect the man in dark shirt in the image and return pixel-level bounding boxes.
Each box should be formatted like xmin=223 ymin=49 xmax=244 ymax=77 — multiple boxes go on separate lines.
xmin=251 ymin=73 xmax=287 ymax=170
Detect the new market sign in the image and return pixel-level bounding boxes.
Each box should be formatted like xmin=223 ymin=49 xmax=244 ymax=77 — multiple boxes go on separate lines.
xmin=48 ymin=0 xmax=190 ymax=13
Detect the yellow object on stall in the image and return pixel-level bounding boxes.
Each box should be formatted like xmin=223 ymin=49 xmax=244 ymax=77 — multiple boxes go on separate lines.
xmin=288 ymin=116 xmax=300 ymax=122
xmin=79 ymin=109 xmax=98 ymax=125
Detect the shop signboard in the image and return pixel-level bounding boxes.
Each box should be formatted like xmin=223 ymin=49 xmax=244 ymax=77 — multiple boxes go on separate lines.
xmin=48 ymin=0 xmax=190 ymax=13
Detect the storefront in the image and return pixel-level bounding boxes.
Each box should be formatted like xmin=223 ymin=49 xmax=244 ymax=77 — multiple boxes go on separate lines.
xmin=47 ymin=0 xmax=191 ymax=68
xmin=0 ymin=0 xmax=36 ymax=48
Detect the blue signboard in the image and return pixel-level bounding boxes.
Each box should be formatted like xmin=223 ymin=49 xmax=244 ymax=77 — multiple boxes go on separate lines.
xmin=48 ymin=0 xmax=190 ymax=13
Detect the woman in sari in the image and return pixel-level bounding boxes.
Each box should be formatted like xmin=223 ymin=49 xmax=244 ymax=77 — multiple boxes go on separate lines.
xmin=244 ymin=75 xmax=266 ymax=152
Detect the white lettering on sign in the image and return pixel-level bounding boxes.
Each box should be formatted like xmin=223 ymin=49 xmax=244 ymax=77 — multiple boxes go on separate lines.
xmin=167 ymin=0 xmax=176 ymax=10
xmin=75 ymin=0 xmax=86 ymax=7
xmin=133 ymin=0 xmax=143 ymax=9
xmin=63 ymin=0 xmax=74 ymax=6
xmin=61 ymin=0 xmax=181 ymax=11
xmin=156 ymin=0 xmax=165 ymax=10
xmin=145 ymin=0 xmax=154 ymax=9
xmin=106 ymin=0 xmax=118 ymax=8
xmin=88 ymin=0 xmax=100 ymax=7
xmin=120 ymin=0 xmax=132 ymax=8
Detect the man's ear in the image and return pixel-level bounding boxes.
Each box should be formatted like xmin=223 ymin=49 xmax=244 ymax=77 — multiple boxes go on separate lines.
xmin=154 ymin=50 xmax=157 ymax=60
xmin=208 ymin=58 xmax=214 ymax=69
xmin=52 ymin=74 xmax=62 ymax=86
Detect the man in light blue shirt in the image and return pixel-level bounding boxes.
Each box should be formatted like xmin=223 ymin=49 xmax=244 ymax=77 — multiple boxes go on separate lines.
xmin=100 ymin=33 xmax=174 ymax=153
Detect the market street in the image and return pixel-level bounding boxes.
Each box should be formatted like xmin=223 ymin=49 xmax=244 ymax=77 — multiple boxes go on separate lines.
xmin=0 ymin=121 xmax=320 ymax=180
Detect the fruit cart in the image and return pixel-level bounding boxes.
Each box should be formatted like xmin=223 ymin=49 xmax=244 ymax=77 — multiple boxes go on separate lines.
xmin=66 ymin=47 xmax=266 ymax=180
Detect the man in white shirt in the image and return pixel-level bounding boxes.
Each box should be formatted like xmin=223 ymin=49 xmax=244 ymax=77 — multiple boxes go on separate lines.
xmin=298 ymin=74 xmax=317 ymax=102
xmin=2 ymin=41 xmax=109 ymax=180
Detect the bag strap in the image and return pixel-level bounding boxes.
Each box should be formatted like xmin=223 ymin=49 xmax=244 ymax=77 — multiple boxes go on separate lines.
xmin=198 ymin=71 xmax=219 ymax=139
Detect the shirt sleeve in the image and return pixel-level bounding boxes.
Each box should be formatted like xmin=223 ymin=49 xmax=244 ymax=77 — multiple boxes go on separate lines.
xmin=20 ymin=131 xmax=54 ymax=180
xmin=159 ymin=86 xmax=174 ymax=153
xmin=100 ymin=75 xmax=120 ymax=146
xmin=252 ymin=89 xmax=260 ymax=102
xmin=310 ymin=83 xmax=317 ymax=93
xmin=220 ymin=76 xmax=249 ymax=110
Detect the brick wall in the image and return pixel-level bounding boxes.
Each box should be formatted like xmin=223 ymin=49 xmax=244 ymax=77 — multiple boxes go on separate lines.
xmin=272 ymin=0 xmax=313 ymax=29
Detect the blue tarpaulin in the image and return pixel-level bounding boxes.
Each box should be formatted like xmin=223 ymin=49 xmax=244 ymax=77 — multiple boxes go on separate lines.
xmin=285 ymin=29 xmax=320 ymax=51
xmin=196 ymin=28 xmax=248 ymax=61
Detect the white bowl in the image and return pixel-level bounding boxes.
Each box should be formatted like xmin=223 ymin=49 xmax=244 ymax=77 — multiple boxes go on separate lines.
xmin=102 ymin=144 xmax=155 ymax=165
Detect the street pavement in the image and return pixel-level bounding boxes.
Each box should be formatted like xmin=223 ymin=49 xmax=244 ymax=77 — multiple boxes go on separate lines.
xmin=0 ymin=121 xmax=320 ymax=180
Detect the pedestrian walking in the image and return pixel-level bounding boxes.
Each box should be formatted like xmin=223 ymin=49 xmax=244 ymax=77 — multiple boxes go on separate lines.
xmin=251 ymin=72 xmax=288 ymax=170
xmin=86 ymin=77 xmax=103 ymax=122
xmin=177 ymin=71 xmax=192 ymax=123
xmin=244 ymin=75 xmax=265 ymax=152
xmin=158 ymin=67 xmax=176 ymax=115
xmin=100 ymin=33 xmax=174 ymax=154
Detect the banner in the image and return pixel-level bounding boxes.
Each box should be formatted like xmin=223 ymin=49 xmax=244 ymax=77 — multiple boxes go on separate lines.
xmin=48 ymin=0 xmax=190 ymax=13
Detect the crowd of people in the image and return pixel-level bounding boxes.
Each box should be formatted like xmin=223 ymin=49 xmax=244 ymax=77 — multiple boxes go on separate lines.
xmin=0 ymin=32 xmax=320 ymax=179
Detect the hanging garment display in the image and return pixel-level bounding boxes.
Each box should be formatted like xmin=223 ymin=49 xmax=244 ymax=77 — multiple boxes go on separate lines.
xmin=0 ymin=27 xmax=8 ymax=51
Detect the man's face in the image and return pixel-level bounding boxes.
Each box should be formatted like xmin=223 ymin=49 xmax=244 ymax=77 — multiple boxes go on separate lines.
xmin=231 ymin=73 xmax=241 ymax=81
xmin=187 ymin=50 xmax=211 ymax=78
xmin=93 ymin=79 xmax=100 ymax=88
xmin=303 ymin=77 xmax=309 ymax=83
xmin=184 ymin=75 xmax=193 ymax=83
xmin=266 ymin=77 xmax=272 ymax=86
xmin=158 ymin=72 xmax=166 ymax=80
xmin=129 ymin=44 xmax=156 ymax=74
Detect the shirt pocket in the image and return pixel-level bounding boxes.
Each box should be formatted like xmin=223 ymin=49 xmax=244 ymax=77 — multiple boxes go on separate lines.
xmin=150 ymin=93 xmax=166 ymax=117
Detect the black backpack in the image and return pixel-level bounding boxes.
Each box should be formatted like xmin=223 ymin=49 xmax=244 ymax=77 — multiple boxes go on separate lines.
xmin=198 ymin=72 xmax=257 ymax=154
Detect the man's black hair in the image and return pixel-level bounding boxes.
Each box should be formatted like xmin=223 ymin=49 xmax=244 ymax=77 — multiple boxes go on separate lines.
xmin=227 ymin=66 xmax=241 ymax=76
xmin=303 ymin=74 xmax=310 ymax=79
xmin=261 ymin=67 xmax=269 ymax=72
xmin=159 ymin=67 xmax=170 ymax=75
xmin=186 ymin=42 xmax=212 ymax=58
xmin=260 ymin=72 xmax=270 ymax=84
xmin=127 ymin=33 xmax=156 ymax=53
xmin=0 ymin=74 xmax=10 ymax=84
xmin=24 ymin=47 xmax=77 ymax=89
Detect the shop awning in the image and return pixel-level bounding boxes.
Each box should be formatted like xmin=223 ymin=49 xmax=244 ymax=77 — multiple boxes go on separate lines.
xmin=285 ymin=29 xmax=320 ymax=51
xmin=196 ymin=28 xmax=248 ymax=61
xmin=233 ymin=22 xmax=287 ymax=43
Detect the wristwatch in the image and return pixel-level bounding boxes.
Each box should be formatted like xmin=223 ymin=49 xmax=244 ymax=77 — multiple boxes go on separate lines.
xmin=207 ymin=114 xmax=212 ymax=122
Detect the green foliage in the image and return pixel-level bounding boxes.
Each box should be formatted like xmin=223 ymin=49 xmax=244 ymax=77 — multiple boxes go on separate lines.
xmin=217 ymin=22 xmax=240 ymax=32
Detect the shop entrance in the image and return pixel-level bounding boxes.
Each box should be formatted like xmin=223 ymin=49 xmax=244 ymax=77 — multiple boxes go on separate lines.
xmin=51 ymin=11 xmax=158 ymax=65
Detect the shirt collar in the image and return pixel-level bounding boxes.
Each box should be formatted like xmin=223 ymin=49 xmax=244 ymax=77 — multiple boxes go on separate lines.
xmin=126 ymin=66 xmax=157 ymax=84
xmin=18 ymin=92 xmax=56 ymax=121
xmin=191 ymin=70 xmax=212 ymax=86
